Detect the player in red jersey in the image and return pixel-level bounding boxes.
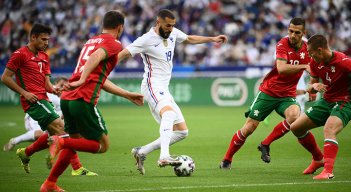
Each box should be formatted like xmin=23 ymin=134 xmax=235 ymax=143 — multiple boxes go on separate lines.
xmin=39 ymin=11 xmax=144 ymax=192
xmin=220 ymin=18 xmax=310 ymax=169
xmin=1 ymin=23 xmax=95 ymax=176
xmin=290 ymin=34 xmax=351 ymax=179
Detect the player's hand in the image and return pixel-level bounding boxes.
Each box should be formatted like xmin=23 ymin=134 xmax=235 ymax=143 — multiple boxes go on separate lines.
xmin=214 ymin=35 xmax=228 ymax=44
xmin=52 ymin=86 xmax=63 ymax=96
xmin=307 ymin=92 xmax=317 ymax=101
xmin=22 ymin=91 xmax=38 ymax=103
xmin=312 ymin=83 xmax=327 ymax=92
xmin=126 ymin=92 xmax=144 ymax=106
xmin=63 ymin=80 xmax=84 ymax=91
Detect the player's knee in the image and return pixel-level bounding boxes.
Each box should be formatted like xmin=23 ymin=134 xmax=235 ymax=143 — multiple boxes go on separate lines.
xmin=98 ymin=144 xmax=109 ymax=153
xmin=323 ymin=126 xmax=338 ymax=138
xmin=161 ymin=110 xmax=177 ymax=119
xmin=242 ymin=122 xmax=258 ymax=136
xmin=177 ymin=129 xmax=188 ymax=139
xmin=286 ymin=112 xmax=300 ymax=124
xmin=290 ymin=125 xmax=305 ymax=137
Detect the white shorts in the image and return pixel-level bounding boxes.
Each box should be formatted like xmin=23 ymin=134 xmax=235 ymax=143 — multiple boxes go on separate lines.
xmin=141 ymin=84 xmax=185 ymax=124
xmin=24 ymin=113 xmax=41 ymax=132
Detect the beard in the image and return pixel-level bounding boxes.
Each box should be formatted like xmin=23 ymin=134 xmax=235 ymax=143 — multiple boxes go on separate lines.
xmin=159 ymin=27 xmax=170 ymax=39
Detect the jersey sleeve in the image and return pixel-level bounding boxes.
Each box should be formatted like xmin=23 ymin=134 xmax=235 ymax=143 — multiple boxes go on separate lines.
xmin=6 ymin=51 xmax=24 ymax=72
xmin=43 ymin=54 xmax=51 ymax=75
xmin=309 ymin=61 xmax=318 ymax=78
xmin=126 ymin=36 xmax=146 ymax=57
xmin=99 ymin=40 xmax=123 ymax=59
xmin=275 ymin=41 xmax=288 ymax=61
xmin=341 ymin=57 xmax=351 ymax=72
xmin=173 ymin=28 xmax=188 ymax=44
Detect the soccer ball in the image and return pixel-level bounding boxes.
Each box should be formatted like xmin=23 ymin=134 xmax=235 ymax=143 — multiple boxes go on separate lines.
xmin=173 ymin=155 xmax=195 ymax=177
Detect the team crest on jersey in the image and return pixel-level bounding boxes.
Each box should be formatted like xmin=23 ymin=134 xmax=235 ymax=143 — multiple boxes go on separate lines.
xmin=170 ymin=37 xmax=174 ymax=42
xmin=300 ymin=52 xmax=305 ymax=59
xmin=330 ymin=66 xmax=335 ymax=72
xmin=163 ymin=39 xmax=168 ymax=47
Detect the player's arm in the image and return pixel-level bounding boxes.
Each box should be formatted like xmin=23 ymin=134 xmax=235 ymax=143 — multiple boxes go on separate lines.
xmin=1 ymin=68 xmax=38 ymax=103
xmin=44 ymin=75 xmax=54 ymax=93
xmin=117 ymin=49 xmax=132 ymax=63
xmin=102 ymin=79 xmax=144 ymax=106
xmin=307 ymin=76 xmax=327 ymax=94
xmin=276 ymin=59 xmax=309 ymax=75
xmin=67 ymin=48 xmax=106 ymax=90
xmin=183 ymin=35 xmax=228 ymax=44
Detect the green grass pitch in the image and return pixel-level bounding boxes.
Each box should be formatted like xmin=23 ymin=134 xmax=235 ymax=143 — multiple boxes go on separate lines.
xmin=0 ymin=105 xmax=350 ymax=192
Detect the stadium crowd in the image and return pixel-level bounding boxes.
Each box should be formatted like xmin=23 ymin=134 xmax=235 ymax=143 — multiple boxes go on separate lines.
xmin=0 ymin=0 xmax=350 ymax=69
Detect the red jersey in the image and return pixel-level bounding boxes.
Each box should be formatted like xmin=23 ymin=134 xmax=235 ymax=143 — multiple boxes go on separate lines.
xmin=259 ymin=37 xmax=310 ymax=97
xmin=6 ymin=46 xmax=50 ymax=111
xmin=310 ymin=51 xmax=351 ymax=102
xmin=61 ymin=34 xmax=123 ymax=105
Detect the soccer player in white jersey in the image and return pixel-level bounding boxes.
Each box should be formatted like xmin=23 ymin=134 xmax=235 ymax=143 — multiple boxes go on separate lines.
xmin=296 ymin=70 xmax=309 ymax=112
xmin=118 ymin=9 xmax=227 ymax=175
xmin=3 ymin=77 xmax=67 ymax=151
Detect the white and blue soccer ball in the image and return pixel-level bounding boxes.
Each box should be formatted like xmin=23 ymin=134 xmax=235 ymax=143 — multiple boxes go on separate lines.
xmin=173 ymin=155 xmax=195 ymax=177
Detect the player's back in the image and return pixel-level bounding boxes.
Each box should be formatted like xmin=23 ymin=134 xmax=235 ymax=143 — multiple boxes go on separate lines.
xmin=62 ymin=34 xmax=123 ymax=105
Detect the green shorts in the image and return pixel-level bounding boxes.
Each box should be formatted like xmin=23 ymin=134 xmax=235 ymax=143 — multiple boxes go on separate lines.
xmin=245 ymin=91 xmax=297 ymax=121
xmin=26 ymin=100 xmax=60 ymax=131
xmin=61 ymin=99 xmax=107 ymax=140
xmin=305 ymin=98 xmax=351 ymax=127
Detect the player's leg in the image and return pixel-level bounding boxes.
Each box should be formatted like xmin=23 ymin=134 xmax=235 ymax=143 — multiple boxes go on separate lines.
xmin=221 ymin=91 xmax=275 ymax=169
xmin=291 ymin=111 xmax=324 ymax=174
xmin=313 ymin=116 xmax=341 ymax=179
xmin=16 ymin=100 xmax=61 ymax=173
xmin=42 ymin=100 xmax=107 ymax=190
xmin=259 ymin=102 xmax=300 ymax=163
xmin=220 ymin=117 xmax=259 ymax=169
xmin=41 ymin=148 xmax=75 ymax=192
xmin=136 ymin=119 xmax=188 ymax=155
xmin=3 ymin=115 xmax=44 ymax=151
xmin=132 ymin=121 xmax=187 ymax=174
xmin=49 ymin=99 xmax=106 ymax=159
xmin=314 ymin=102 xmax=350 ymax=179
xmin=67 ymin=134 xmax=98 ymax=176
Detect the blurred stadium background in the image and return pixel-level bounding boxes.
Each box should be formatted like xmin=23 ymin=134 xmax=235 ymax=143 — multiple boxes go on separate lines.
xmin=1 ymin=0 xmax=350 ymax=107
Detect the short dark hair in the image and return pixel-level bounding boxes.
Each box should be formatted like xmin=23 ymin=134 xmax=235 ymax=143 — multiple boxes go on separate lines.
xmin=54 ymin=76 xmax=68 ymax=84
xmin=308 ymin=34 xmax=328 ymax=50
xmin=103 ymin=10 xmax=124 ymax=29
xmin=289 ymin=17 xmax=305 ymax=29
xmin=30 ymin=23 xmax=52 ymax=36
xmin=158 ymin=9 xmax=175 ymax=20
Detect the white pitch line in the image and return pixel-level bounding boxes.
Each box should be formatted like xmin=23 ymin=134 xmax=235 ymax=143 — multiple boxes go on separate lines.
xmin=85 ymin=180 xmax=351 ymax=192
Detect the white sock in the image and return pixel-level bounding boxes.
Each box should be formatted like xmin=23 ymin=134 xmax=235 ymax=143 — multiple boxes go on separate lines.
xmin=296 ymin=94 xmax=306 ymax=112
xmin=159 ymin=111 xmax=176 ymax=159
xmin=12 ymin=130 xmax=36 ymax=144
xmin=139 ymin=130 xmax=189 ymax=155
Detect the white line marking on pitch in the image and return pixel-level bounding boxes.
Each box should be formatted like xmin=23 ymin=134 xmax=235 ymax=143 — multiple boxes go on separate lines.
xmin=86 ymin=180 xmax=351 ymax=192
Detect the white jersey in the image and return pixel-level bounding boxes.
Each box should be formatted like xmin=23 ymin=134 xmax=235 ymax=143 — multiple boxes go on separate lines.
xmin=297 ymin=70 xmax=308 ymax=90
xmin=47 ymin=93 xmax=62 ymax=117
xmin=126 ymin=27 xmax=188 ymax=88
